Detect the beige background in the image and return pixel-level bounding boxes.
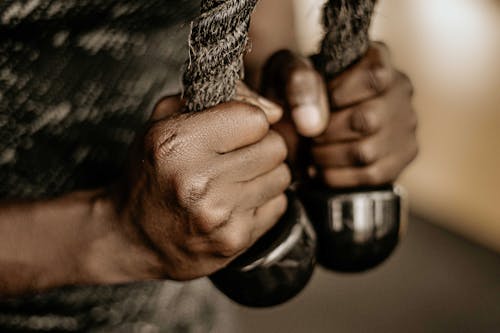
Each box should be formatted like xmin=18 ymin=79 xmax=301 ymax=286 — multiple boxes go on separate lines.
xmin=294 ymin=0 xmax=500 ymax=253
xmin=234 ymin=3 xmax=500 ymax=331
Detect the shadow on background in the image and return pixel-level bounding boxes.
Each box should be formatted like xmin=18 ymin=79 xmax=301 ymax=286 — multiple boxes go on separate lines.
xmin=233 ymin=217 xmax=500 ymax=332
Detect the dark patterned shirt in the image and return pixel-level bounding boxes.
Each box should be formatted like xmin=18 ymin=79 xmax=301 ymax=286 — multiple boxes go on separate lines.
xmin=0 ymin=1 xmax=233 ymax=331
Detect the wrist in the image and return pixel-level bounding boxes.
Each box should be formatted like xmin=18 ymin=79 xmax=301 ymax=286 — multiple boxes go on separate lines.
xmin=81 ymin=189 xmax=166 ymax=285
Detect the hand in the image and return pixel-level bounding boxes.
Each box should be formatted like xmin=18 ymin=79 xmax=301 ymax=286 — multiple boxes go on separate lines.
xmin=115 ymin=88 xmax=290 ymax=281
xmin=261 ymin=43 xmax=418 ymax=188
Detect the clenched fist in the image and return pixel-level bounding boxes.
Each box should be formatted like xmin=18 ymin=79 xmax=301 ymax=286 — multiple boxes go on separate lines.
xmin=113 ymin=89 xmax=291 ymax=281
xmin=262 ymin=42 xmax=418 ymax=188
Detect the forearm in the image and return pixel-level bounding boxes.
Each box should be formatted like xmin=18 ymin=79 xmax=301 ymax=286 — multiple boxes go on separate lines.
xmin=0 ymin=189 xmax=163 ymax=297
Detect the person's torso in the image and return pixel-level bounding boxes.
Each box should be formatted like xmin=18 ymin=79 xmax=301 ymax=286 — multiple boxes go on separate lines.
xmin=0 ymin=0 xmax=198 ymax=199
xmin=0 ymin=2 xmax=234 ymax=332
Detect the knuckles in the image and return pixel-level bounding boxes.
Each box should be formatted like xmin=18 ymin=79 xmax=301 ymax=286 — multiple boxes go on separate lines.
xmin=351 ymin=141 xmax=378 ymax=166
xmin=360 ymin=43 xmax=393 ymax=96
xmin=366 ymin=65 xmax=392 ymax=95
xmin=174 ymin=174 xmax=233 ymax=235
xmin=350 ymin=104 xmax=380 ymax=135
xmin=214 ymin=231 xmax=251 ymax=258
xmin=174 ymin=174 xmax=212 ymax=208
xmin=143 ymin=119 xmax=185 ymax=170
xmin=193 ymin=204 xmax=233 ymax=235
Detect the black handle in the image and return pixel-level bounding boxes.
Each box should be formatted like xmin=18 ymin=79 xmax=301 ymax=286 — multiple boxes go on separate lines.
xmin=299 ymin=182 xmax=407 ymax=272
xmin=210 ymin=190 xmax=317 ymax=307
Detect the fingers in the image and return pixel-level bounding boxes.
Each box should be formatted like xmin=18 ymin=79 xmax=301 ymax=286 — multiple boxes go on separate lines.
xmin=150 ymin=95 xmax=184 ymax=121
xmin=235 ymin=81 xmax=283 ymax=125
xmin=186 ymin=101 xmax=272 ymax=154
xmin=250 ymin=193 xmax=288 ymax=242
xmin=150 ymin=84 xmax=283 ymax=156
xmin=238 ymin=163 xmax=291 ymax=209
xmin=320 ymin=142 xmax=418 ymax=188
xmin=209 ymin=164 xmax=291 ymax=259
xmin=312 ymin=134 xmax=388 ymax=168
xmin=207 ymin=193 xmax=288 ymax=259
xmin=312 ymin=68 xmax=418 ymax=188
xmin=328 ymin=42 xmax=394 ymax=109
xmin=219 ymin=130 xmax=288 ymax=182
xmin=262 ymin=50 xmax=330 ymax=137
xmin=312 ymin=113 xmax=416 ymax=170
xmin=286 ymin=62 xmax=330 ymax=137
xmin=315 ymin=99 xmax=384 ymax=143
xmin=315 ymin=70 xmax=414 ymax=144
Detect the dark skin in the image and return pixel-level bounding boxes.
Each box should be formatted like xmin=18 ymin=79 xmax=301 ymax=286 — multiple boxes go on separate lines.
xmin=262 ymin=43 xmax=418 ymax=187
xmin=119 ymin=91 xmax=290 ymax=281
xmin=0 ymin=91 xmax=289 ymax=296
xmin=0 ymin=15 xmax=417 ymax=297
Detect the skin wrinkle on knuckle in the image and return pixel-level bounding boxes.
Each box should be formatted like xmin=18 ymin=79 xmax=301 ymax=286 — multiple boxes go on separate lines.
xmin=194 ymin=201 xmax=233 ymax=235
xmin=144 ymin=122 xmax=180 ymax=169
xmin=175 ymin=173 xmax=212 ymax=210
xmin=350 ymin=105 xmax=377 ymax=135
xmin=352 ymin=141 xmax=377 ymax=166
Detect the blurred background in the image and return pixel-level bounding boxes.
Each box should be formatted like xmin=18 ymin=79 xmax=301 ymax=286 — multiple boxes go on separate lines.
xmin=232 ymin=0 xmax=500 ymax=331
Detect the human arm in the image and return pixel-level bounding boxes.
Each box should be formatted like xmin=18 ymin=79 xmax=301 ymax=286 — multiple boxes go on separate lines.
xmin=0 ymin=189 xmax=153 ymax=297
xmin=0 ymin=92 xmax=289 ymax=297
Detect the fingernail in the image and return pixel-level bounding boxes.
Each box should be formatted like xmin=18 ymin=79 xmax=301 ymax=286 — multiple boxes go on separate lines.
xmin=258 ymin=96 xmax=278 ymax=109
xmin=258 ymin=97 xmax=282 ymax=120
xmin=292 ymin=104 xmax=322 ymax=136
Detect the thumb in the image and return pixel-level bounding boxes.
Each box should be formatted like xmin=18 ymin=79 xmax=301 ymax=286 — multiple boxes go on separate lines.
xmin=235 ymin=81 xmax=283 ymax=125
xmin=261 ymin=50 xmax=330 ymax=137
xmin=151 ymin=95 xmax=184 ymax=121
